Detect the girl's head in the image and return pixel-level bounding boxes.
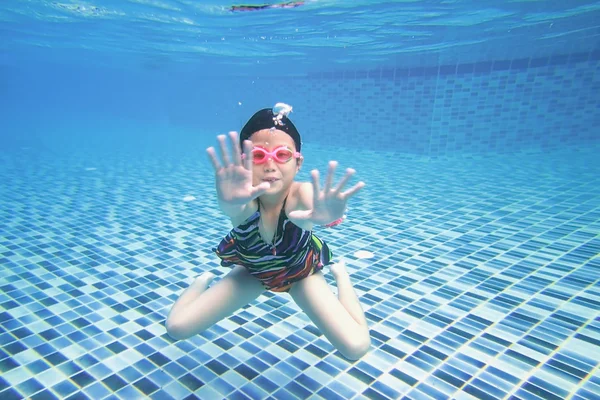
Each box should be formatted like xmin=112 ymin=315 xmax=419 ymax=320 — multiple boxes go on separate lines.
xmin=239 ymin=106 xmax=303 ymax=193
xmin=239 ymin=106 xmax=301 ymax=152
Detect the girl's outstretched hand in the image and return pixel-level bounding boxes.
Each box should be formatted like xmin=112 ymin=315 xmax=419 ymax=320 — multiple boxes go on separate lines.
xmin=206 ymin=131 xmax=270 ymax=207
xmin=289 ymin=161 xmax=365 ymax=225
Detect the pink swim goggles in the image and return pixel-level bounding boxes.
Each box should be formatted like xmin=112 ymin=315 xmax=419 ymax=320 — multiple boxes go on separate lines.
xmin=242 ymin=146 xmax=301 ymax=164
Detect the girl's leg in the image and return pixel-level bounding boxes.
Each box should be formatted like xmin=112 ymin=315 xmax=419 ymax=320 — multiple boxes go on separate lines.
xmin=166 ymin=265 xmax=265 ymax=340
xmin=289 ymin=261 xmax=370 ymax=360
xmin=329 ymin=260 xmax=368 ymax=327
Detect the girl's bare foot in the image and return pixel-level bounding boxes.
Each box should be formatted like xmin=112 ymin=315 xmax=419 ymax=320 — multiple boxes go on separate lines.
xmin=190 ymin=272 xmax=215 ymax=291
xmin=330 ymin=259 xmax=349 ymax=281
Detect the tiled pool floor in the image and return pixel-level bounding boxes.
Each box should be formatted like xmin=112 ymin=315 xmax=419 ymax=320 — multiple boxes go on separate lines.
xmin=1 ymin=142 xmax=599 ymax=400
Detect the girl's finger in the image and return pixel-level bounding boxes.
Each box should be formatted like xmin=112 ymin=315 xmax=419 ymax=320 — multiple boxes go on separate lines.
xmin=217 ymin=135 xmax=231 ymax=166
xmin=230 ymin=131 xmax=243 ymax=166
xmin=333 ymin=168 xmax=356 ymax=194
xmin=242 ymin=140 xmax=254 ymax=170
xmin=206 ymin=147 xmax=222 ymax=171
xmin=341 ymin=181 xmax=365 ymax=199
xmin=311 ymin=169 xmax=321 ymax=203
xmin=288 ymin=209 xmax=312 ymax=220
xmin=249 ymin=181 xmax=271 ymax=199
xmin=323 ymin=161 xmax=337 ymax=194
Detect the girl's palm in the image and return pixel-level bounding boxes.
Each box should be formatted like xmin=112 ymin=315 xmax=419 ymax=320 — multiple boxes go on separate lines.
xmin=289 ymin=161 xmax=365 ymax=224
xmin=214 ymin=163 xmax=256 ymax=205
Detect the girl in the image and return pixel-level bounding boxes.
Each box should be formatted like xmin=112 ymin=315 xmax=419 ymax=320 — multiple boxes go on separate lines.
xmin=166 ymin=105 xmax=370 ymax=360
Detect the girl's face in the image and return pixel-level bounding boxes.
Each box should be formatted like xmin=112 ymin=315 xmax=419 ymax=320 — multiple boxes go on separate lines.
xmin=248 ymin=129 xmax=303 ymax=194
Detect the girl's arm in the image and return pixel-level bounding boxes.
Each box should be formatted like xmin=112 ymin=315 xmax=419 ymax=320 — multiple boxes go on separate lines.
xmin=296 ymin=181 xmax=314 ymax=211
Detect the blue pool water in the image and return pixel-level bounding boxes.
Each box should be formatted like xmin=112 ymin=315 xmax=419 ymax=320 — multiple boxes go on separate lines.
xmin=1 ymin=1 xmax=600 ymax=399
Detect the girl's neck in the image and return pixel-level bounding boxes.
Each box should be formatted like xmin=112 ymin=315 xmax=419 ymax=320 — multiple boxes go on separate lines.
xmin=258 ymin=189 xmax=290 ymax=214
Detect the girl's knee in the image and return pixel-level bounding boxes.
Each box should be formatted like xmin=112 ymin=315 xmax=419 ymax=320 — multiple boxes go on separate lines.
xmin=165 ymin=317 xmax=193 ymax=341
xmin=339 ymin=330 xmax=371 ymax=360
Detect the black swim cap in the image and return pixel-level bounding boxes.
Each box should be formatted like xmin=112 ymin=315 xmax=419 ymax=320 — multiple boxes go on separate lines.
xmin=239 ymin=108 xmax=302 ymax=151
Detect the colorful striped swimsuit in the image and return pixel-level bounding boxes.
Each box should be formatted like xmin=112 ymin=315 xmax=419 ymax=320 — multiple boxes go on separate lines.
xmin=213 ymin=197 xmax=333 ymax=292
